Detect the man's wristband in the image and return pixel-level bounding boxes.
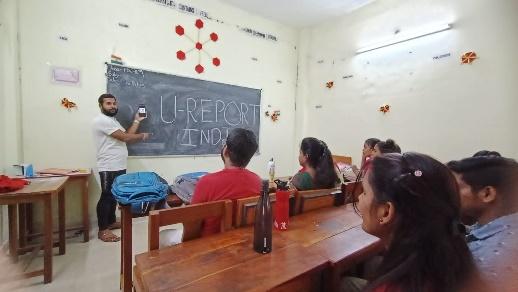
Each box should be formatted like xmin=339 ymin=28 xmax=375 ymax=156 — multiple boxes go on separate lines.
xmin=133 ymin=120 xmax=140 ymax=124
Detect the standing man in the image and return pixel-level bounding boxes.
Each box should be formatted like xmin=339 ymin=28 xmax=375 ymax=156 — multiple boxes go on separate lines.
xmin=92 ymin=93 xmax=149 ymax=242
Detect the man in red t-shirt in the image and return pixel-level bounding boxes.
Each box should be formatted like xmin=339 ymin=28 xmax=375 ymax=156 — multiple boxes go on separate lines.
xmin=191 ymin=128 xmax=261 ymax=236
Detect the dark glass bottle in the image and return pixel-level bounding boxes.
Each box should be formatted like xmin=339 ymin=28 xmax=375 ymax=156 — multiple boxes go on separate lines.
xmin=253 ymin=179 xmax=272 ymax=254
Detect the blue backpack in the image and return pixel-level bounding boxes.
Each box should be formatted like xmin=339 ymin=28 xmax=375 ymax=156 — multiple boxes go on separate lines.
xmin=112 ymin=172 xmax=169 ymax=207
xmin=169 ymin=172 xmax=208 ymax=204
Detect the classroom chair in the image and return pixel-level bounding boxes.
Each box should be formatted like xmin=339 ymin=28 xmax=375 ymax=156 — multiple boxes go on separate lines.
xmin=148 ymin=200 xmax=233 ymax=251
xmin=234 ymin=192 xmax=296 ymax=228
xmin=296 ymin=187 xmax=343 ymax=214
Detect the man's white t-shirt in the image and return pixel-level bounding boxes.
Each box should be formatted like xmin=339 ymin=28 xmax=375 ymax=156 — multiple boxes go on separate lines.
xmin=92 ymin=113 xmax=128 ymax=172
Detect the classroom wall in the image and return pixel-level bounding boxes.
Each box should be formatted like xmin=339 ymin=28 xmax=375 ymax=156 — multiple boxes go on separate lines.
xmin=0 ymin=0 xmax=23 ymax=246
xmin=296 ymin=0 xmax=518 ymax=164
xmin=16 ymin=0 xmax=299 ymax=230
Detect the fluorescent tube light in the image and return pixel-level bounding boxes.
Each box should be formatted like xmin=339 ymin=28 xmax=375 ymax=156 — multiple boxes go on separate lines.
xmin=356 ymin=23 xmax=452 ymax=54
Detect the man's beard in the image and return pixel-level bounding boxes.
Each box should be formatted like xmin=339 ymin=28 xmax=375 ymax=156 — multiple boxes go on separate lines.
xmin=102 ymin=108 xmax=118 ymax=117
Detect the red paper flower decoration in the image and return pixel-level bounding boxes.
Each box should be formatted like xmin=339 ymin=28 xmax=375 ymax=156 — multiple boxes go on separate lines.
xmin=175 ymin=19 xmax=220 ymax=74
xmin=264 ymin=110 xmax=281 ymax=122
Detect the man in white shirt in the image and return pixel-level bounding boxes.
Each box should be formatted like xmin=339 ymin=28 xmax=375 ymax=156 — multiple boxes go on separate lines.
xmin=92 ymin=93 xmax=149 ymax=242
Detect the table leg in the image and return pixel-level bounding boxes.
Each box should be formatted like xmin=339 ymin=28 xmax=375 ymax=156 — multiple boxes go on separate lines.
xmin=27 ymin=203 xmax=34 ymax=242
xmin=121 ymin=205 xmax=133 ymax=292
xmin=18 ymin=203 xmax=27 ymax=252
xmin=58 ymin=189 xmax=66 ymax=255
xmin=8 ymin=205 xmax=19 ymax=263
xmin=43 ymin=197 xmax=53 ymax=283
xmin=81 ymin=177 xmax=90 ymax=242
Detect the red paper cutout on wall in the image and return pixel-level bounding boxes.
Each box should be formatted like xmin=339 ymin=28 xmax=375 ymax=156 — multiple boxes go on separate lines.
xmin=265 ymin=110 xmax=281 ymax=122
xmin=61 ymin=98 xmax=77 ymax=111
xmin=461 ymin=51 xmax=477 ymax=64
xmin=175 ymin=19 xmax=220 ymax=74
xmin=379 ymin=104 xmax=390 ymax=114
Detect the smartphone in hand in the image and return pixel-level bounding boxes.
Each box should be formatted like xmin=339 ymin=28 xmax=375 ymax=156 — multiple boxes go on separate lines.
xmin=138 ymin=104 xmax=147 ymax=118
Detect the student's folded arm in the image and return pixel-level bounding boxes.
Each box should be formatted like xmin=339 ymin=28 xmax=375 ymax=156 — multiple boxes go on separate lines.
xmin=110 ymin=130 xmax=146 ymax=143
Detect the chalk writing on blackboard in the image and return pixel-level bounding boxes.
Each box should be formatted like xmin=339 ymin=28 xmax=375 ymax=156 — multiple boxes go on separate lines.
xmin=106 ymin=63 xmax=261 ymax=156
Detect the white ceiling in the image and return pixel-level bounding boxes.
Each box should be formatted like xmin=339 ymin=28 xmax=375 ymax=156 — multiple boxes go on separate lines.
xmin=219 ymin=0 xmax=376 ymax=28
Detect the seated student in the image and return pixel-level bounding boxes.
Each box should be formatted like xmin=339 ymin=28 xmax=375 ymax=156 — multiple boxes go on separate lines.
xmin=447 ymin=156 xmax=518 ymax=290
xmin=291 ymin=137 xmax=339 ymax=190
xmin=472 ymin=150 xmax=501 ymax=157
xmin=191 ymin=128 xmax=261 ymax=236
xmin=371 ymin=138 xmax=401 ymax=157
xmin=351 ymin=152 xmax=475 ymax=292
xmin=345 ymin=138 xmax=380 ymax=181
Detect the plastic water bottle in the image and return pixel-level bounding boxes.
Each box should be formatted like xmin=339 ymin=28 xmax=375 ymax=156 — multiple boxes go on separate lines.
xmin=267 ymin=158 xmax=275 ymax=182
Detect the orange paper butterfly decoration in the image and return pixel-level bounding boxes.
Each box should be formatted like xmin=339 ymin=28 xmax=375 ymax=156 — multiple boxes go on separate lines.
xmin=61 ymin=98 xmax=77 ymax=111
xmin=326 ymin=81 xmax=334 ymax=88
xmin=379 ymin=104 xmax=390 ymax=114
xmin=461 ymin=51 xmax=477 ymax=64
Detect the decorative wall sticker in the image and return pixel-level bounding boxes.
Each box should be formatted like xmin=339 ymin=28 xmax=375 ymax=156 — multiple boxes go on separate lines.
xmin=118 ymin=23 xmax=129 ymax=28
xmin=264 ymin=110 xmax=281 ymax=122
xmin=176 ymin=19 xmax=220 ymax=74
xmin=61 ymin=98 xmax=77 ymax=111
xmin=461 ymin=51 xmax=478 ymax=64
xmin=342 ymin=75 xmax=354 ymax=79
xmin=326 ymin=81 xmax=334 ymax=89
xmin=379 ymin=104 xmax=390 ymax=114
xmin=58 ymin=35 xmax=68 ymax=41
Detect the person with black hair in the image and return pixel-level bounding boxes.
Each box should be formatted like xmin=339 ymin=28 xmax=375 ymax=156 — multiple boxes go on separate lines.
xmin=350 ymin=138 xmax=380 ymax=176
xmin=191 ymin=128 xmax=261 ymax=236
xmin=447 ymin=156 xmax=518 ymax=290
xmin=371 ymin=139 xmax=401 ymax=157
xmin=291 ymin=137 xmax=339 ymax=190
xmin=353 ymin=152 xmax=476 ymax=292
xmin=472 ymin=150 xmax=501 ymax=157
xmin=92 ymin=93 xmax=149 ymax=242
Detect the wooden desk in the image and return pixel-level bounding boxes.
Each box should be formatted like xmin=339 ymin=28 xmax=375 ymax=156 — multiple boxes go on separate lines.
xmin=310 ymin=226 xmax=384 ymax=292
xmin=0 ymin=177 xmax=68 ymax=283
xmin=134 ymin=205 xmax=380 ymax=292
xmin=19 ymin=170 xmax=92 ymax=243
xmin=66 ymin=171 xmax=91 ymax=242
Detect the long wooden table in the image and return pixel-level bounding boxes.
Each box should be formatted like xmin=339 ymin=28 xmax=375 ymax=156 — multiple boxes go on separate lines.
xmin=133 ymin=204 xmax=383 ymax=292
xmin=0 ymin=177 xmax=69 ymax=283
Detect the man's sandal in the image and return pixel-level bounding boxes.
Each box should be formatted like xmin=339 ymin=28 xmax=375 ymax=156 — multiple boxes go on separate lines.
xmin=98 ymin=230 xmax=120 ymax=242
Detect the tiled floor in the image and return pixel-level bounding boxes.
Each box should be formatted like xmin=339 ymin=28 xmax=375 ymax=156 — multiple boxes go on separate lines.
xmin=2 ymin=218 xmax=182 ymax=292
